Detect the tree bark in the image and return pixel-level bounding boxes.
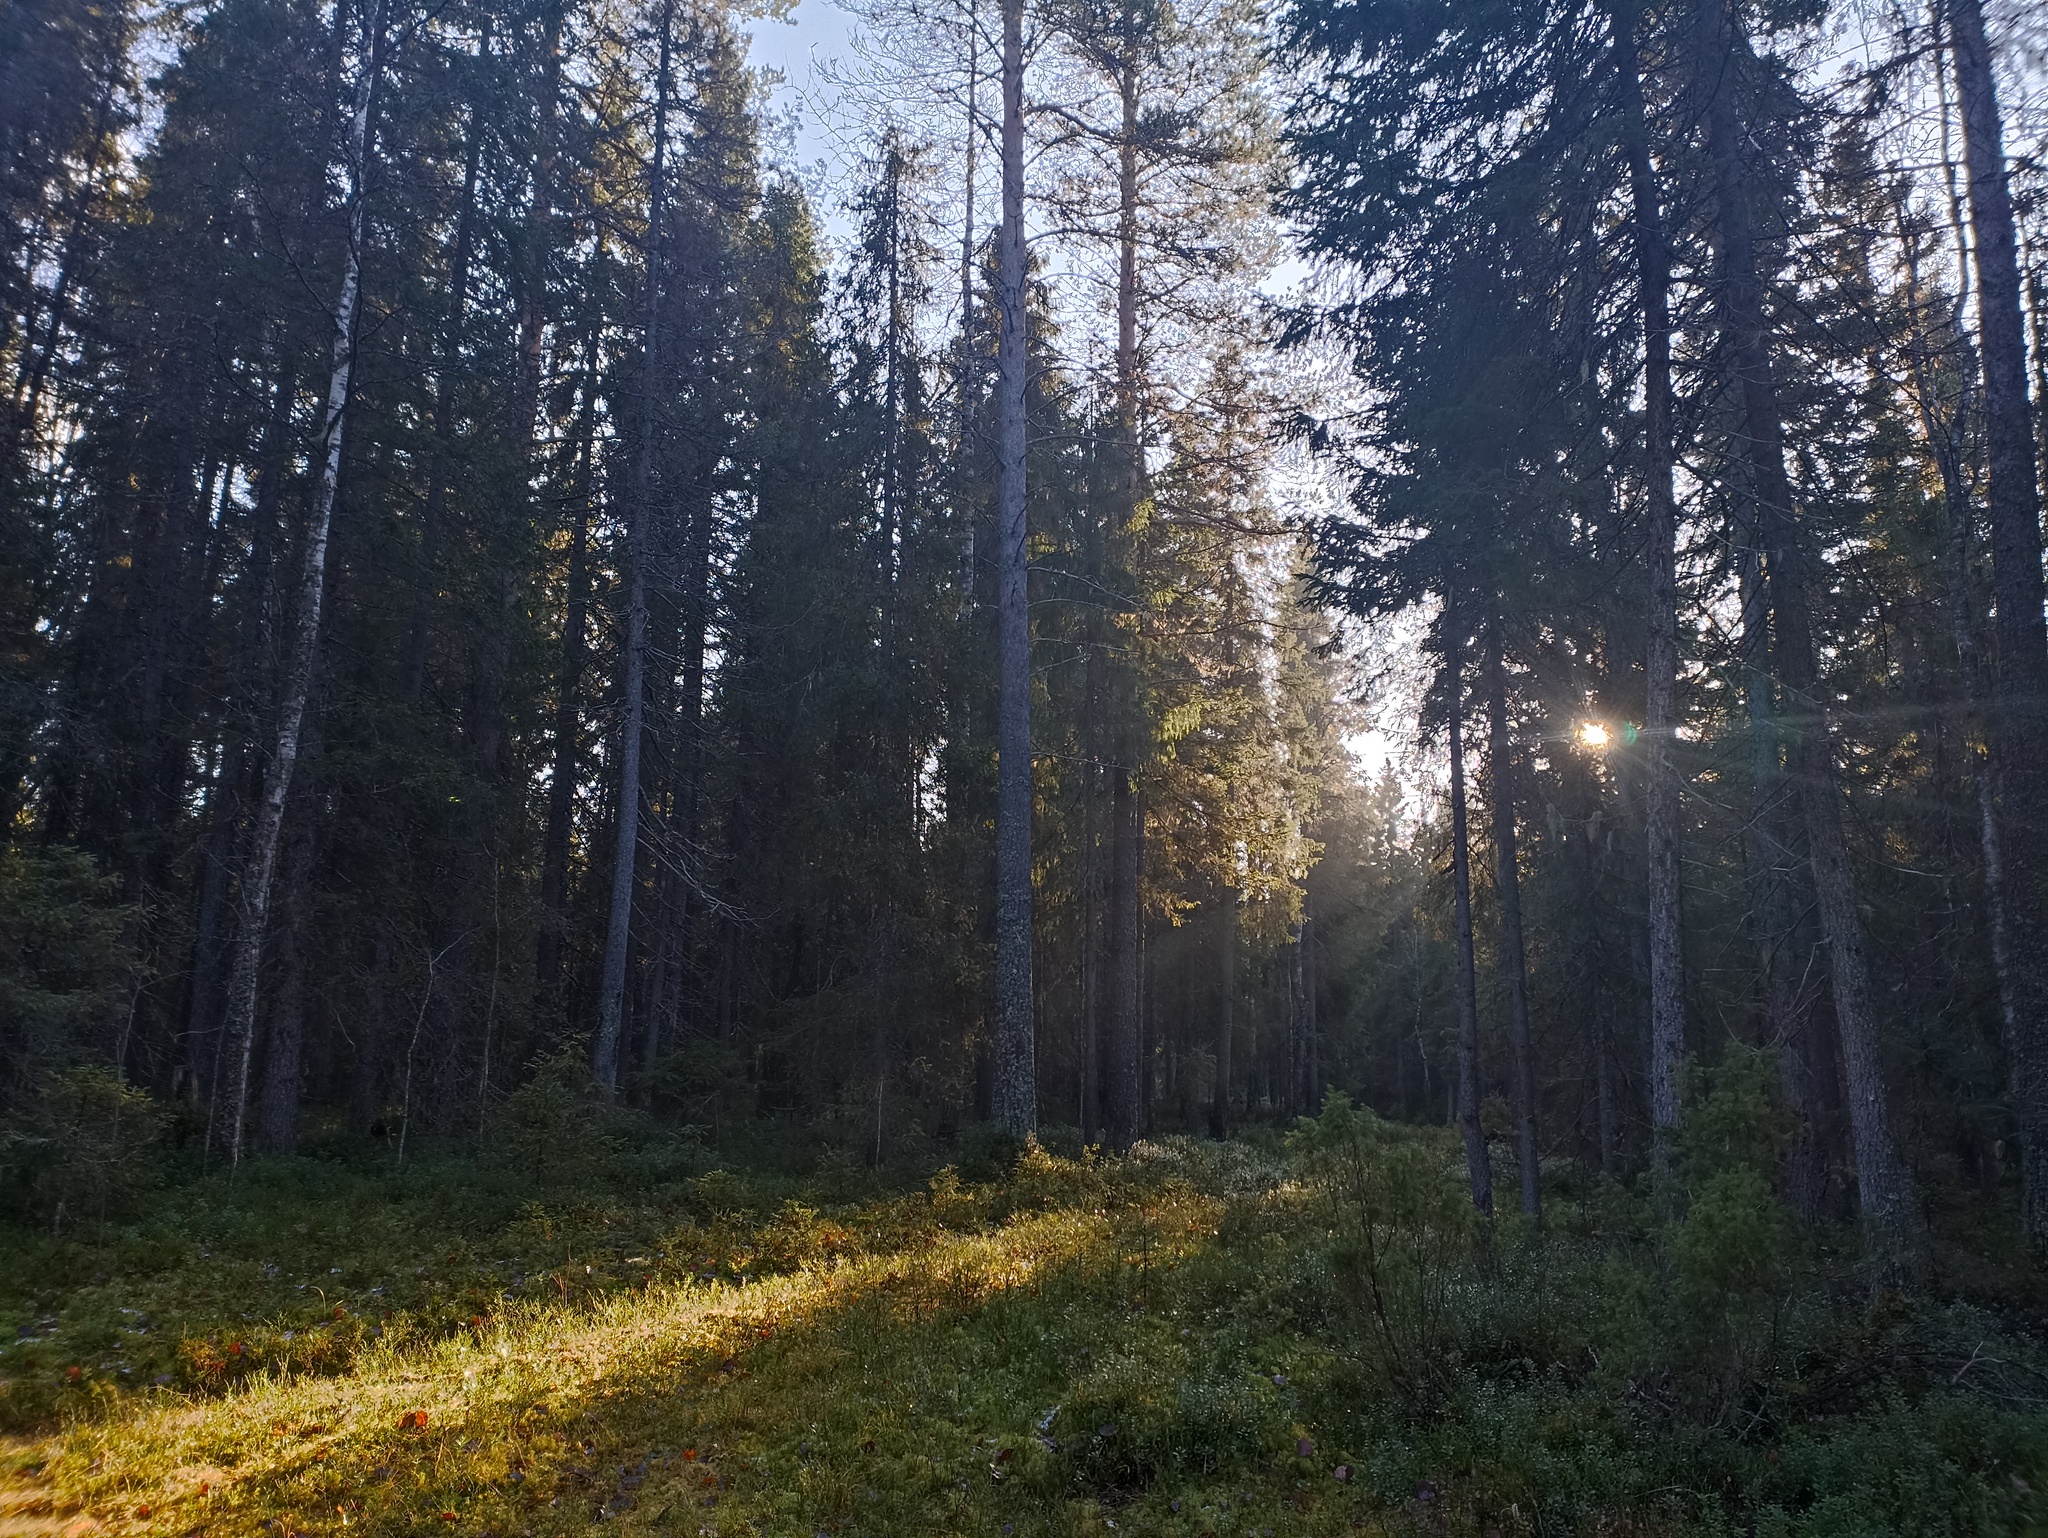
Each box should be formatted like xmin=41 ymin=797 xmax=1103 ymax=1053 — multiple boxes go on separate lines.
xmin=1739 ymin=543 xmax=1829 ymax=1215
xmin=535 ymin=327 xmax=600 ymax=1007
xmin=220 ymin=0 xmax=386 ymax=1166
xmin=1448 ymin=629 xmax=1493 ymax=1214
xmin=1209 ymin=886 xmax=1236 ymax=1139
xmin=1897 ymin=210 xmax=2022 ymax=1204
xmin=1484 ymin=622 xmax=1539 ymax=1217
xmin=1104 ymin=21 xmax=1145 ymax=1153
xmin=991 ymin=0 xmax=1035 ymax=1138
xmin=1106 ymin=769 xmax=1142 ymax=1147
xmin=594 ymin=0 xmax=676 ymax=1092
xmin=1615 ymin=0 xmax=1686 ymax=1175
xmin=1696 ymin=0 xmax=1914 ymax=1241
xmin=257 ymin=790 xmax=320 ymax=1154
xmin=1947 ymin=0 xmax=2048 ymax=1243
xmin=403 ymin=38 xmax=487 ymax=704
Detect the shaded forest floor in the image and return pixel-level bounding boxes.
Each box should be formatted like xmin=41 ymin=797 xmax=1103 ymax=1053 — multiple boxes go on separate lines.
xmin=4 ymin=1115 xmax=2048 ymax=1537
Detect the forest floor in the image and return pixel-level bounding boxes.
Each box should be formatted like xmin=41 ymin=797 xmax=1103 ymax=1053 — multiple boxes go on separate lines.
xmin=1 ymin=1118 xmax=2046 ymax=1537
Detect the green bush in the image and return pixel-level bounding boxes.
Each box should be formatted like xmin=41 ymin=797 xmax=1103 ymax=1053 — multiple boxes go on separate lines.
xmin=8 ymin=1064 xmax=163 ymax=1227
xmin=488 ymin=1040 xmax=617 ymax=1185
xmin=0 ymin=844 xmax=132 ymax=1111
xmin=1057 ymin=1352 xmax=1282 ymax=1492
xmin=1289 ymin=1092 xmax=1475 ymax=1414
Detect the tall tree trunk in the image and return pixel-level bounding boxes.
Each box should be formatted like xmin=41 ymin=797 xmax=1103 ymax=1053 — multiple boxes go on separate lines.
xmin=991 ymin=0 xmax=1035 ymax=1138
xmin=957 ymin=0 xmax=979 ymax=449
xmin=1106 ymin=772 xmax=1142 ymax=1148
xmin=1947 ymin=0 xmax=2048 ymax=1243
xmin=219 ymin=0 xmax=386 ymax=1165
xmin=594 ymin=0 xmax=676 ymax=1092
xmin=1448 ymin=630 xmax=1493 ymax=1215
xmin=535 ymin=327 xmax=600 ymax=1006
xmin=1301 ymin=889 xmax=1320 ymax=1112
xmin=1697 ymin=0 xmax=1914 ymax=1241
xmin=1104 ymin=23 xmax=1145 ymax=1153
xmin=1484 ymin=622 xmax=1539 ymax=1217
xmin=1616 ymin=1 xmax=1686 ymax=1174
xmin=184 ymin=360 xmax=296 ymax=1098
xmin=1080 ymin=735 xmax=1102 ymax=1146
xmin=403 ymin=39 xmax=487 ymax=703
xmin=1209 ymin=886 xmax=1235 ymax=1139
xmin=1742 ymin=545 xmax=1830 ymax=1219
xmin=257 ymin=776 xmax=321 ymax=1153
xmin=1897 ymin=211 xmax=2022 ymax=1189
xmin=512 ymin=0 xmax=563 ymax=447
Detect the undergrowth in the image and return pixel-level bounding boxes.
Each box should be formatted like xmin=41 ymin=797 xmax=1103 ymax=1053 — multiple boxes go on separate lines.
xmin=0 ymin=1093 xmax=2044 ymax=1537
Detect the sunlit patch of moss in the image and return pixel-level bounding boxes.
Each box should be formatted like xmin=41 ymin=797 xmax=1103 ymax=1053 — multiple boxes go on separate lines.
xmin=1 ymin=1150 xmax=1266 ymax=1536
xmin=6 ymin=1127 xmax=2048 ymax=1537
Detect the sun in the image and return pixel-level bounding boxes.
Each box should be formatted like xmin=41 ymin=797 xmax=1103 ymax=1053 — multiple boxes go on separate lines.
xmin=1578 ymin=720 xmax=1611 ymax=750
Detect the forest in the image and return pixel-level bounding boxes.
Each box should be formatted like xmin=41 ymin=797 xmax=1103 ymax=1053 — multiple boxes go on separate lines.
xmin=3 ymin=0 xmax=2048 ymax=1531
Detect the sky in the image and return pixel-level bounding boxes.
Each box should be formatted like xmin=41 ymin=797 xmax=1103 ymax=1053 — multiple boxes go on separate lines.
xmin=743 ymin=1 xmax=862 ymax=232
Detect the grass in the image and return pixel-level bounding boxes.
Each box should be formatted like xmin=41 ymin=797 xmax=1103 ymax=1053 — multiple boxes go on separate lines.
xmin=3 ymin=1115 xmax=2048 ymax=1537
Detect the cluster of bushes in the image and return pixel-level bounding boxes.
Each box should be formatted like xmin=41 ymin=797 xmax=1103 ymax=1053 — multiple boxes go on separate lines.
xmin=1042 ymin=1069 xmax=2048 ymax=1533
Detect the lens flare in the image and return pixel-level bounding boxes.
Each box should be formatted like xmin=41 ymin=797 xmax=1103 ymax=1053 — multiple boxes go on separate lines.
xmin=1578 ymin=720 xmax=1611 ymax=750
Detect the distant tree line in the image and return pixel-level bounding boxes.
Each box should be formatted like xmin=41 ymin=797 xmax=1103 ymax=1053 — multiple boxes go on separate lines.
xmin=1282 ymin=0 xmax=2048 ymax=1257
xmin=0 ymin=0 xmax=1342 ymax=1169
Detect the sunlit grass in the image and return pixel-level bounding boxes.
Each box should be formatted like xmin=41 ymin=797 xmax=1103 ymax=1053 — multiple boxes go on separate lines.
xmin=10 ymin=1124 xmax=2045 ymax=1537
xmin=3 ymin=1153 xmax=1352 ymax=1538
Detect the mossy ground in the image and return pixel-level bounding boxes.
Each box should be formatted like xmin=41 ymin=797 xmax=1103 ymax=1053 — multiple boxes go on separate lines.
xmin=2 ymin=1128 xmax=2046 ymax=1538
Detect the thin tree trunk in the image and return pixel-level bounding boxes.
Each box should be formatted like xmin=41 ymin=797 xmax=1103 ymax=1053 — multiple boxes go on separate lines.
xmin=1697 ymin=0 xmax=1914 ymax=1242
xmin=257 ymin=789 xmax=320 ymax=1153
xmin=1104 ymin=25 xmax=1145 ymax=1153
xmin=512 ymin=0 xmax=564 ymax=446
xmin=185 ymin=359 xmax=297 ymax=1097
xmin=1742 ymin=545 xmax=1828 ymax=1218
xmin=1897 ymin=209 xmax=2023 ymax=1171
xmin=219 ymin=0 xmax=386 ymax=1166
xmin=1106 ymin=770 xmax=1142 ymax=1147
xmin=1484 ymin=622 xmax=1539 ymax=1217
xmin=1209 ymin=887 xmax=1235 ymax=1139
xmin=991 ymin=0 xmax=1034 ymax=1138
xmin=594 ymin=0 xmax=676 ymax=1092
xmin=1947 ymin=0 xmax=2048 ymax=1243
xmin=1080 ymin=738 xmax=1102 ymax=1145
xmin=1616 ymin=1 xmax=1685 ymax=1174
xmin=1301 ymin=890 xmax=1320 ymax=1112
xmin=535 ymin=328 xmax=601 ymax=1005
xmin=403 ymin=39 xmax=487 ymax=703
xmin=957 ymin=0 xmax=979 ymax=448
xmin=1448 ymin=630 xmax=1493 ymax=1215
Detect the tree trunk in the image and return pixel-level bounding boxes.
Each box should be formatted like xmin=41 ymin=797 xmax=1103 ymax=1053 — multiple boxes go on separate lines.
xmin=1448 ymin=630 xmax=1493 ymax=1214
xmin=1616 ymin=1 xmax=1686 ymax=1175
xmin=1947 ymin=0 xmax=2048 ymax=1243
xmin=512 ymin=0 xmax=564 ymax=446
xmin=1484 ymin=623 xmax=1539 ymax=1217
xmin=957 ymin=0 xmax=979 ymax=447
xmin=1741 ymin=545 xmax=1829 ymax=1218
xmin=1209 ymin=887 xmax=1236 ymax=1139
xmin=1106 ymin=769 xmax=1142 ymax=1148
xmin=1897 ymin=210 xmax=2022 ymax=1204
xmin=1697 ymin=0 xmax=1914 ymax=1242
xmin=219 ymin=0 xmax=385 ymax=1166
xmin=403 ymin=41 xmax=487 ymax=704
xmin=1301 ymin=891 xmax=1320 ymax=1112
xmin=594 ymin=0 xmax=676 ymax=1092
xmin=1103 ymin=28 xmax=1145 ymax=1152
xmin=257 ymin=796 xmax=320 ymax=1154
xmin=991 ymin=0 xmax=1035 ymax=1138
xmin=535 ymin=328 xmax=601 ymax=1007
